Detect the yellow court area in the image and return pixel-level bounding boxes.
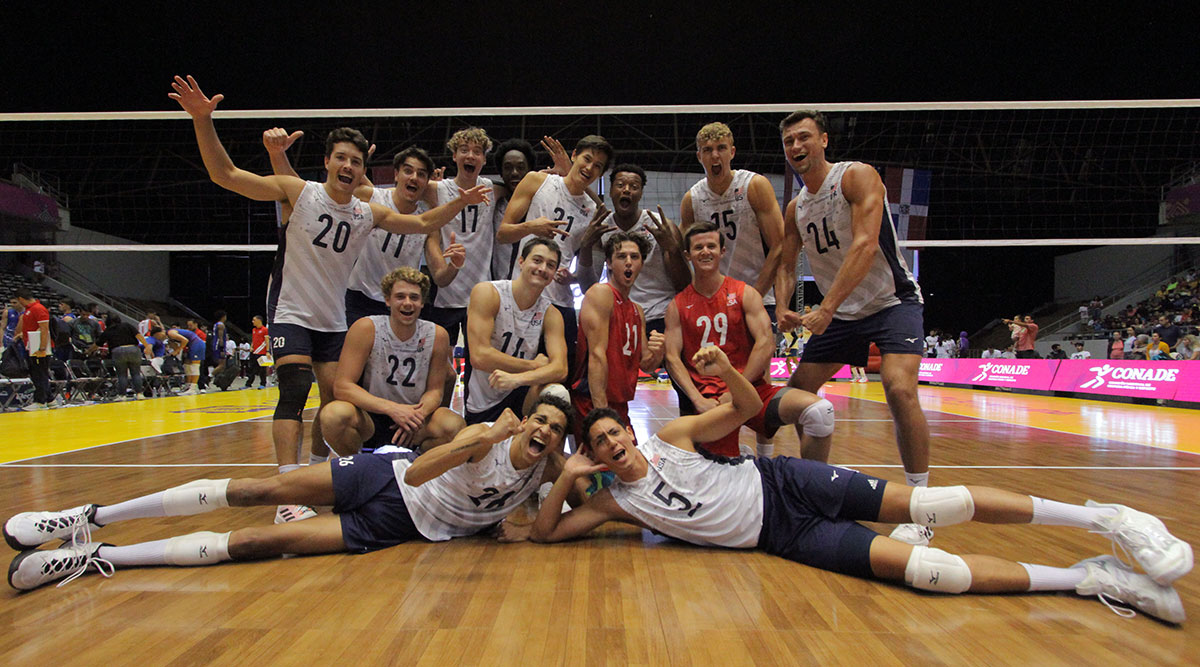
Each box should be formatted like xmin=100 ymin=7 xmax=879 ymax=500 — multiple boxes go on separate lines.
xmin=821 ymin=381 xmax=1200 ymax=455
xmin=1 ymin=387 xmax=321 ymax=464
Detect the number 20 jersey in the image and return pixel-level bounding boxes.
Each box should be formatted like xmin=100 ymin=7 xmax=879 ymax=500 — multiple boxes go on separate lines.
xmin=465 ymin=280 xmax=552 ymax=413
xmin=268 ymin=181 xmax=376 ymax=331
xmin=674 ymin=276 xmax=758 ymax=397
xmin=359 ymin=316 xmax=435 ymax=405
xmin=795 ymin=161 xmax=922 ymax=320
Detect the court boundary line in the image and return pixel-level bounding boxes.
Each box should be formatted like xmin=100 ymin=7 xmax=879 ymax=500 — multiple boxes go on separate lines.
xmin=3 ymin=463 xmax=1198 ymax=471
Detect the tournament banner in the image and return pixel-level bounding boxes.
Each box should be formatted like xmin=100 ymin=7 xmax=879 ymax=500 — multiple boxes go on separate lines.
xmin=952 ymin=359 xmax=1060 ymax=391
xmin=1050 ymin=360 xmax=1196 ymax=401
xmin=917 ymin=359 xmax=959 ymax=383
xmin=1173 ymin=371 xmax=1200 ymax=403
xmin=768 ymin=359 xmax=852 ymax=380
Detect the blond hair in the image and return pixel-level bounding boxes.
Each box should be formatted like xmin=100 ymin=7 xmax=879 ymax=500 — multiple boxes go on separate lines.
xmin=447 ymin=127 xmax=493 ymax=154
xmin=696 ymin=122 xmax=733 ymax=148
xmin=381 ymin=266 xmax=430 ymax=302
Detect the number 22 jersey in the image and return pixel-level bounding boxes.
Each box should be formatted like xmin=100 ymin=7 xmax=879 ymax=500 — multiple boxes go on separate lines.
xmin=358 ymin=316 xmax=436 ymax=405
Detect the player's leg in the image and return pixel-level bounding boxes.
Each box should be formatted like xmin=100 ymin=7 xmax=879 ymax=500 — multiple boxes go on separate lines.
xmin=271 ymin=356 xmax=313 ymax=471
xmin=409 ymin=407 xmax=465 ymax=451
xmin=317 ymin=401 xmax=372 ymax=457
xmin=308 ymin=359 xmax=339 ymax=462
xmin=878 ymin=353 xmax=929 ymax=477
xmin=770 ymin=388 xmax=836 ymax=460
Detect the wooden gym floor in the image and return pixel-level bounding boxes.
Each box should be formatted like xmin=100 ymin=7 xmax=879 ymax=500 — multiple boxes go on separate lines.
xmin=1 ymin=380 xmax=1198 ymax=665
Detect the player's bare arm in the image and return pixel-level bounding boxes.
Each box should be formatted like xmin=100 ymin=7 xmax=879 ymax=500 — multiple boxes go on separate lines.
xmin=741 ymin=286 xmax=774 ymax=384
xmin=403 ymin=409 xmax=524 ymax=486
xmin=488 ymin=307 xmax=567 ymax=391
xmin=262 ymin=127 xmax=305 ymax=222
xmin=657 ymin=346 xmax=764 ymax=449
xmin=371 ymin=184 xmax=491 ymax=236
xmin=663 ymin=301 xmax=715 ymax=411
xmin=465 ymin=282 xmax=545 ymax=374
xmin=423 ymin=232 xmax=465 ymax=287
xmin=530 ymin=468 xmax=637 ymax=543
xmin=679 ymin=191 xmax=695 ymax=227
xmin=417 ymin=325 xmax=452 ymax=419
xmin=580 ymin=283 xmax=614 ymax=409
xmin=747 ymin=174 xmax=786 ymax=297
xmin=774 ymin=197 xmax=804 ymax=331
xmin=496 ymin=171 xmax=571 ymax=242
xmin=638 ymin=305 xmax=665 ymax=372
xmin=575 ymin=205 xmax=615 ymax=291
xmin=645 ymin=206 xmax=691 ymax=294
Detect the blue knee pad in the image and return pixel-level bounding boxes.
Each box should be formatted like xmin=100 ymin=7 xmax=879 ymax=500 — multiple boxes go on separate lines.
xmin=274 ymin=363 xmax=314 ymax=421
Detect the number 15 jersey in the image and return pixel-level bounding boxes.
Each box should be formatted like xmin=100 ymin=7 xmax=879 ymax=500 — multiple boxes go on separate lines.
xmin=674 ymin=276 xmax=760 ymax=397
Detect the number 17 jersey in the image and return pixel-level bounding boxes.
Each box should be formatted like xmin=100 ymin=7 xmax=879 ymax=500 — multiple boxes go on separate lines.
xmin=674 ymin=276 xmax=758 ymax=397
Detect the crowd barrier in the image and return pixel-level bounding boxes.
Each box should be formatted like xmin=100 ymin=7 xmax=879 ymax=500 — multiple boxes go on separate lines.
xmin=768 ymin=357 xmax=1200 ymax=403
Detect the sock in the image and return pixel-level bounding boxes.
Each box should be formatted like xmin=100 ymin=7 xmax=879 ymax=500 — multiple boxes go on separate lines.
xmin=1020 ymin=562 xmax=1088 ymax=591
xmin=1029 ymin=497 xmax=1116 ymax=529
xmin=309 ymin=454 xmax=328 ymax=465
xmin=905 ymin=472 xmax=930 ymax=488
xmin=98 ymin=539 xmax=170 ymax=567
xmin=756 ymin=442 xmax=774 ymax=457
xmin=278 ymin=464 xmax=301 ymax=475
xmin=94 ymin=492 xmax=167 ymax=525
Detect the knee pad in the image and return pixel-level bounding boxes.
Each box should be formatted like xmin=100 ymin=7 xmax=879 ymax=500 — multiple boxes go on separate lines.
xmin=162 ymin=478 xmax=231 ymax=516
xmin=904 ymin=546 xmax=972 ymax=593
xmin=274 ymin=363 xmax=314 ymax=421
xmin=798 ymin=398 xmax=836 ymax=438
xmin=164 ymin=531 xmax=231 ymax=566
xmin=908 ymin=485 xmax=975 ymax=527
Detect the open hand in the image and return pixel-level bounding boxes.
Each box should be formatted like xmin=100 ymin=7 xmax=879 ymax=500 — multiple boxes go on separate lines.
xmin=169 ymin=75 xmax=223 ymax=117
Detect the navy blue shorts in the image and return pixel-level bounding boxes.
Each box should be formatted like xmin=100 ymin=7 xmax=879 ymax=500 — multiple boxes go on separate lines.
xmin=361 ymin=411 xmax=397 ymax=451
xmin=463 ymin=384 xmax=530 ymax=425
xmin=344 ymin=289 xmax=388 ymax=326
xmin=330 ymin=452 xmax=422 ymax=553
xmin=801 ymin=301 xmax=924 ymax=367
xmin=755 ymin=456 xmax=887 ymax=579
xmin=424 ymin=306 xmax=468 ymax=352
xmin=268 ymin=322 xmax=346 ymax=363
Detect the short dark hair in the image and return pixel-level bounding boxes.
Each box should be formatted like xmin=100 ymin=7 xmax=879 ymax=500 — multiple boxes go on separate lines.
xmin=532 ymin=393 xmax=574 ymax=435
xmin=604 ymin=231 xmax=652 ymax=262
xmin=325 ymin=127 xmax=370 ymax=159
xmin=779 ymin=109 xmax=828 ymax=135
xmin=683 ymin=221 xmax=725 ymax=250
xmin=609 ymin=163 xmax=646 ymax=187
xmin=582 ymin=407 xmax=625 ymax=447
xmin=214 ymin=310 xmax=226 ymax=321
xmin=393 ymin=145 xmax=434 ymax=174
xmin=149 ymin=326 xmax=163 ymax=336
xmin=573 ymin=135 xmax=614 ymax=169
xmin=520 ymin=237 xmax=563 ymax=266
xmin=15 ymin=287 xmax=33 ymax=300
xmin=59 ymin=298 xmax=73 ymax=308
xmin=493 ymin=138 xmax=536 ymax=173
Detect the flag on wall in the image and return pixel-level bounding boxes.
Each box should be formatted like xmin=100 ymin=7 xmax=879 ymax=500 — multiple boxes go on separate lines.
xmin=883 ymin=167 xmax=931 ymax=240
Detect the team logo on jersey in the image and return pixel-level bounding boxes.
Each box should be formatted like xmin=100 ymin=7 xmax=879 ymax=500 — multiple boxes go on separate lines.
xmin=650 ymin=454 xmax=664 ymax=471
xmin=733 ymin=187 xmax=744 ymax=202
xmin=726 ymin=292 xmax=738 ymax=307
xmin=352 ymin=205 xmax=365 ymax=220
xmin=531 ymin=311 xmax=544 ymax=327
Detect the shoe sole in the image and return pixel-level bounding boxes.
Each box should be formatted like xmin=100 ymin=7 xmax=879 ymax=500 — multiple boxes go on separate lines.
xmin=7 ymin=549 xmax=37 ymax=590
xmin=1146 ymin=542 xmax=1194 ymax=586
xmin=3 ymin=520 xmax=30 ymax=551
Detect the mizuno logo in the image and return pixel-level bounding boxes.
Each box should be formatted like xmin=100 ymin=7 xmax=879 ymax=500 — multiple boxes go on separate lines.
xmin=926 ymin=512 xmax=937 ymax=524
xmin=867 ymin=479 xmax=878 ymax=490
xmin=905 ymin=337 xmax=919 ymax=343
xmin=199 ymin=546 xmax=208 ymax=558
xmin=199 ymin=493 xmax=207 ymax=505
xmin=830 ymin=470 xmax=839 ymax=482
xmin=929 ymin=571 xmax=940 ymax=585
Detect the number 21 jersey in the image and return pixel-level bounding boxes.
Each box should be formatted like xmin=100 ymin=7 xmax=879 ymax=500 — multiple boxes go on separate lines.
xmin=516 ymin=174 xmax=594 ymax=307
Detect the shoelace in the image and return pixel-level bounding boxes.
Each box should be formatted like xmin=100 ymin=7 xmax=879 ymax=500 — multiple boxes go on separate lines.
xmin=1090 ymin=513 xmax=1170 ymax=572
xmin=56 ymin=519 xmax=113 ymax=588
xmin=1094 ymin=591 xmax=1137 ymax=619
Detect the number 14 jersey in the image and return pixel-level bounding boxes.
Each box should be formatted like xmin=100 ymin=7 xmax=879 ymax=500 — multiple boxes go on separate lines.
xmin=674 ymin=276 xmax=760 ymax=398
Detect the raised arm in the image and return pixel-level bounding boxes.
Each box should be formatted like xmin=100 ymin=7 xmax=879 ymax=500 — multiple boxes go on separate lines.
xmin=403 ymin=410 xmax=524 ymax=487
xmin=496 ymin=172 xmax=569 ymax=243
xmin=663 ymin=300 xmax=713 ymax=412
xmin=740 ymin=286 xmax=774 ymax=384
xmin=580 ymin=284 xmax=614 ymax=409
xmin=424 ymin=232 xmax=465 ymax=288
xmin=774 ymin=197 xmax=803 ymax=331
xmin=747 ymin=174 xmax=785 ymax=298
xmin=465 ymin=282 xmax=545 ymax=374
xmin=574 ymin=205 xmax=614 ymax=292
xmin=657 ymin=346 xmax=763 ymax=449
xmin=639 ymin=305 xmax=665 ymax=373
xmin=371 ymin=184 xmax=491 ymax=235
xmin=644 ymin=206 xmax=691 ymax=294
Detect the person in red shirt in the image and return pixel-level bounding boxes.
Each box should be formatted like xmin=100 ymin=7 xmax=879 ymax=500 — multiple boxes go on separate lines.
xmin=250 ymin=315 xmax=270 ymax=389
xmin=664 ymin=222 xmax=835 ymax=458
xmin=15 ymin=288 xmax=53 ymax=410
xmin=571 ymin=231 xmax=666 ymax=441
xmin=1004 ymin=315 xmax=1040 ymax=359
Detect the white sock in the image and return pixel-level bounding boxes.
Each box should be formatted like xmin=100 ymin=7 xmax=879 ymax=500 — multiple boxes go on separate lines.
xmin=278 ymin=464 xmax=301 ymax=475
xmin=309 ymin=454 xmax=328 ymax=465
xmin=905 ymin=471 xmax=930 ymax=488
xmin=98 ymin=539 xmax=170 ymax=567
xmin=1020 ymin=562 xmax=1088 ymax=592
xmin=756 ymin=442 xmax=774 ymax=457
xmin=1029 ymin=497 xmax=1116 ymax=529
xmin=95 ymin=492 xmax=167 ymax=525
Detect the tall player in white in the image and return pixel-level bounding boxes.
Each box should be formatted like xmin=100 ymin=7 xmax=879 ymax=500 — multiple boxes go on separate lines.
xmin=773 ymin=110 xmax=932 ymax=546
xmin=680 ymin=122 xmax=786 ymax=320
xmin=169 ymin=76 xmax=489 ymax=524
xmin=317 ymin=267 xmax=463 ymax=456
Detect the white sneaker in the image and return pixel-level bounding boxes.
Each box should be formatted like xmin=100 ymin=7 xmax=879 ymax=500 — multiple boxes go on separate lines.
xmin=274 ymin=505 xmax=317 ymax=524
xmin=1088 ymin=500 xmax=1193 ymax=585
xmin=179 ymin=386 xmax=198 ymax=396
xmin=4 ymin=505 xmax=101 ymax=550
xmin=539 ymin=383 xmax=570 ymax=404
xmin=21 ymin=403 xmax=49 ymax=412
xmin=1074 ymin=555 xmax=1185 ymax=624
xmin=8 ymin=542 xmax=113 ymax=591
xmin=890 ymin=523 xmax=934 ymax=546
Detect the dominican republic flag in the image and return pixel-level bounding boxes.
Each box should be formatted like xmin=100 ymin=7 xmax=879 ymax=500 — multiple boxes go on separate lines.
xmin=883 ymin=167 xmax=931 ymax=240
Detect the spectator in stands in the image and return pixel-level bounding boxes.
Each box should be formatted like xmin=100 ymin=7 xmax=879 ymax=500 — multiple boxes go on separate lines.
xmin=1109 ymin=331 xmax=1125 ymax=360
xmin=924 ymin=329 xmax=939 ymax=358
xmin=1069 ymin=342 xmax=1091 ymax=360
xmin=1008 ymin=314 xmax=1022 ymax=348
xmin=1047 ymin=344 xmax=1067 ymax=360
xmin=1154 ymin=315 xmax=1182 ymax=350
xmin=1174 ymin=334 xmax=1197 ymax=361
xmin=15 ymin=288 xmax=52 ymax=410
xmin=70 ymin=305 xmax=102 ymax=357
xmin=87 ymin=303 xmax=105 ymax=332
xmin=52 ymin=300 xmax=74 ymax=363
xmin=1130 ymin=334 xmax=1149 ymax=360
xmin=937 ymin=336 xmax=956 ymax=359
xmin=1077 ymin=302 xmax=1089 ymax=323
xmin=1000 ymin=345 xmax=1016 ymax=359
xmin=957 ymin=331 xmax=969 ymax=357
xmin=1124 ymin=327 xmax=1137 ymax=358
xmin=981 ymin=346 xmax=999 ymax=359
xmin=89 ymin=313 xmax=148 ymax=400
xmin=1003 ymin=315 xmax=1039 ymax=359
xmin=3 ymin=297 xmax=21 ymax=350
xmin=1146 ymin=332 xmax=1171 ymax=361
xmin=1089 ymin=296 xmax=1103 ymax=322
xmin=249 ymin=315 xmax=269 ymax=389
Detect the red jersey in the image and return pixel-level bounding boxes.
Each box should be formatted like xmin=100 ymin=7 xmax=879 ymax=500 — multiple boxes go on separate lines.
xmin=674 ymin=276 xmax=760 ymax=397
xmin=252 ymin=326 xmax=269 ymax=355
xmin=18 ymin=300 xmax=52 ymax=352
xmin=573 ymin=284 xmax=642 ymax=404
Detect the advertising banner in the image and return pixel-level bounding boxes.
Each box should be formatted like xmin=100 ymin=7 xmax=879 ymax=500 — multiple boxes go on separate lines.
xmin=952 ymin=359 xmax=1060 ymax=391
xmin=1050 ymin=360 xmax=1194 ymax=400
xmin=769 ymin=359 xmax=851 ymax=380
xmin=917 ymin=359 xmax=959 ymax=383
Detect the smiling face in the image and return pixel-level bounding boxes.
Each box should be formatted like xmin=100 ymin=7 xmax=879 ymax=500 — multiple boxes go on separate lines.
xmin=586 ymin=416 xmax=639 ymax=477
xmin=385 ymin=279 xmax=425 ymax=327
xmin=780 ymin=117 xmax=828 ymax=176
xmin=395 ymin=156 xmax=430 ymax=204
xmin=324 ymin=141 xmax=366 ymax=194
xmin=518 ymin=241 xmax=562 ymax=289
xmin=519 ymin=402 xmax=569 ymax=460
xmin=607 ymin=240 xmax=644 ymax=292
xmin=501 ymin=149 xmax=531 ymax=192
xmin=569 ymin=148 xmax=608 ymax=188
xmin=684 ymin=229 xmax=724 ymax=275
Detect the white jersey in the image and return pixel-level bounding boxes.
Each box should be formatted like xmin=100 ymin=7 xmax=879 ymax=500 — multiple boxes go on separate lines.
xmin=359 ymin=316 xmax=436 ymax=405
xmin=395 ymin=436 xmax=547 ymax=541
xmin=465 ymin=280 xmax=552 ymax=414
xmin=688 ymin=169 xmax=774 ymax=305
xmin=610 ymin=435 xmax=763 ymax=549
xmin=435 ymin=178 xmax=496 ymax=308
xmin=513 ymin=174 xmax=596 ymax=307
xmin=590 ymin=210 xmax=678 ymax=321
xmin=346 ymin=189 xmax=428 ymax=302
xmin=268 ymin=181 xmax=376 ymax=331
xmin=492 ymin=197 xmax=518 ymax=281
xmin=795 ymin=161 xmax=923 ymax=320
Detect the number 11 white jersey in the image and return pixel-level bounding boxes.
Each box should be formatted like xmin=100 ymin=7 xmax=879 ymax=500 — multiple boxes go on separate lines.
xmin=465 ymin=280 xmax=551 ymax=414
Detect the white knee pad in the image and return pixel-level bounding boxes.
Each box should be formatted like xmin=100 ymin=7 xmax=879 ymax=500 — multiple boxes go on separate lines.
xmin=798 ymin=398 xmax=835 ymax=438
xmin=908 ymin=485 xmax=975 ymax=527
xmin=904 ymin=546 xmax=972 ymax=593
xmin=162 ymin=478 xmax=231 ymax=516
xmin=164 ymin=531 xmax=232 ymax=566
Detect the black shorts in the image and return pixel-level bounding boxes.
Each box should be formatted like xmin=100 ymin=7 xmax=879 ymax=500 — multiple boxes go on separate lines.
xmin=463 ymin=384 xmax=530 ymax=425
xmin=361 ymin=411 xmax=398 ymax=452
xmin=330 ymin=452 xmax=422 ymax=553
xmin=645 ymin=317 xmax=666 ymax=335
xmin=800 ymin=301 xmax=924 ymax=367
xmin=424 ymin=306 xmax=468 ymax=349
xmin=554 ymin=303 xmax=578 ymax=379
xmin=344 ymin=289 xmax=388 ymax=326
xmin=754 ymin=456 xmax=887 ymax=579
xmin=268 ymin=322 xmax=346 ymax=363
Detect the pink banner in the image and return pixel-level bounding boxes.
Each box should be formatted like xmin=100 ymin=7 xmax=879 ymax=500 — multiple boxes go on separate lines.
xmin=768 ymin=358 xmax=851 ymax=380
xmin=0 ymin=182 xmax=59 ymax=223
xmin=952 ymin=359 xmax=1060 ymax=390
xmin=1050 ymin=360 xmax=1195 ymax=400
xmin=1174 ymin=372 xmax=1200 ymax=403
xmin=918 ymin=359 xmax=959 ymax=382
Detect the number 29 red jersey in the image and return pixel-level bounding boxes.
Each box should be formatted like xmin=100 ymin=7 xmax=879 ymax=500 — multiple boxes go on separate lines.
xmin=674 ymin=276 xmax=759 ymax=397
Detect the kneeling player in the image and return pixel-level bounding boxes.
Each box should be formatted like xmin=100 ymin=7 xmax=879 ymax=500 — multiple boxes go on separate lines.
xmin=5 ymin=397 xmax=578 ymax=591
xmin=317 ymin=267 xmax=462 ymax=458
xmin=527 ymin=346 xmax=1192 ymax=624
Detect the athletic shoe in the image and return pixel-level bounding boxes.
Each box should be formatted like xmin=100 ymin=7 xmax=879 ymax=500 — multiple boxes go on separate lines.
xmin=274 ymin=505 xmax=317 ymax=524
xmin=179 ymin=386 xmax=199 ymax=396
xmin=1074 ymin=555 xmax=1185 ymax=624
xmin=539 ymin=383 xmax=570 ymax=404
xmin=8 ymin=542 xmax=113 ymax=591
xmin=1087 ymin=500 xmax=1193 ymax=585
xmin=890 ymin=523 xmax=934 ymax=546
xmin=4 ymin=505 xmax=101 ymax=550
xmin=21 ymin=403 xmax=49 ymax=412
